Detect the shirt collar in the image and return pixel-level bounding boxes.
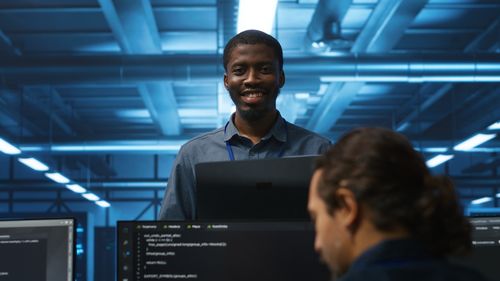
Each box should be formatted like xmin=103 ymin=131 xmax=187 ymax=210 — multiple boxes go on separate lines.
xmin=348 ymin=238 xmax=432 ymax=272
xmin=223 ymin=112 xmax=288 ymax=143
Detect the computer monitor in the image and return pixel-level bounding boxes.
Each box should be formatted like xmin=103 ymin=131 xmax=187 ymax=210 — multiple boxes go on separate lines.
xmin=195 ymin=155 xmax=318 ymax=219
xmin=450 ymin=216 xmax=500 ymax=281
xmin=0 ymin=218 xmax=75 ymax=281
xmin=117 ymin=220 xmax=330 ymax=281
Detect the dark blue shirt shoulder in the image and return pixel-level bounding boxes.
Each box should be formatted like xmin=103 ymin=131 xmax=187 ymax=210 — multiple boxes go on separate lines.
xmin=340 ymin=239 xmax=488 ymax=281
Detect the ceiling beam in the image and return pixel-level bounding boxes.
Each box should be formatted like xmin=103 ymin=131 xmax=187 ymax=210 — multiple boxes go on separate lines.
xmin=307 ymin=0 xmax=428 ymax=133
xmin=0 ymin=29 xmax=21 ymax=56
xmin=217 ymin=0 xmax=237 ymax=52
xmin=98 ymin=0 xmax=181 ymax=135
xmin=22 ymin=87 xmax=75 ymax=136
xmin=0 ymin=89 xmax=47 ymax=136
xmin=395 ymin=83 xmax=453 ymax=132
xmin=465 ymin=17 xmax=500 ymax=53
xmin=351 ymin=0 xmax=428 ymax=53
xmin=397 ymin=16 xmax=500 ymax=135
xmin=451 ymin=87 xmax=500 ymax=138
xmin=306 ymin=82 xmax=363 ymax=132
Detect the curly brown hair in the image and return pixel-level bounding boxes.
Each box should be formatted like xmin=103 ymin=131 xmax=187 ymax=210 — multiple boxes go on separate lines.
xmin=316 ymin=127 xmax=472 ymax=257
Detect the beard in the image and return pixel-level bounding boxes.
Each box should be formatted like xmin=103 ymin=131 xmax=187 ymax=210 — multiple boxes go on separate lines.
xmin=237 ymin=106 xmax=271 ymax=121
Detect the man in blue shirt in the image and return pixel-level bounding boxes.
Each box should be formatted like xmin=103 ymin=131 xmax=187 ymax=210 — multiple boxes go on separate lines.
xmin=159 ymin=30 xmax=331 ymax=220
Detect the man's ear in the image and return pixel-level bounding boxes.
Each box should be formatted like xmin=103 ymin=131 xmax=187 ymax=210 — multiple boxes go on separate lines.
xmin=279 ymin=70 xmax=285 ymax=88
xmin=335 ymin=187 xmax=359 ymax=232
xmin=223 ymin=73 xmax=229 ymax=89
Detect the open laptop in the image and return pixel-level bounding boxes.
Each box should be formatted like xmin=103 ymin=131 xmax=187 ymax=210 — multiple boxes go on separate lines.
xmin=117 ymin=220 xmax=330 ymax=281
xmin=195 ymin=155 xmax=319 ymax=220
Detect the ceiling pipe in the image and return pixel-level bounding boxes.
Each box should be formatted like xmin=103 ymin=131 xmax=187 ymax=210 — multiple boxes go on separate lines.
xmin=16 ymin=139 xmax=500 ymax=154
xmin=19 ymin=139 xmax=189 ymax=155
xmin=0 ymin=54 xmax=498 ymax=83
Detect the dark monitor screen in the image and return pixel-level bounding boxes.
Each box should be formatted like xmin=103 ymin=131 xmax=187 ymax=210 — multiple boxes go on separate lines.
xmin=0 ymin=218 xmax=75 ymax=281
xmin=450 ymin=216 xmax=500 ymax=281
xmin=117 ymin=220 xmax=330 ymax=281
xmin=195 ymin=155 xmax=318 ymax=220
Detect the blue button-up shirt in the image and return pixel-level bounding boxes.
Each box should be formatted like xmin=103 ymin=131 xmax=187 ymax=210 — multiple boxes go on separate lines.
xmin=158 ymin=113 xmax=331 ymax=220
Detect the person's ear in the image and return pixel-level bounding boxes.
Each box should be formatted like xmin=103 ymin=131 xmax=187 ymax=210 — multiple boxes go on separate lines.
xmin=335 ymin=187 xmax=359 ymax=232
xmin=224 ymin=73 xmax=229 ymax=90
xmin=279 ymin=70 xmax=285 ymax=88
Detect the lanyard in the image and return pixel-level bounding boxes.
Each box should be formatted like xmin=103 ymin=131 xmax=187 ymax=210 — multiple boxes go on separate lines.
xmin=224 ymin=121 xmax=288 ymax=161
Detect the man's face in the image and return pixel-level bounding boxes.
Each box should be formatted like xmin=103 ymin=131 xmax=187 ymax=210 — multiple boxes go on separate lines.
xmin=224 ymin=43 xmax=285 ymax=121
xmin=308 ymin=170 xmax=350 ymax=277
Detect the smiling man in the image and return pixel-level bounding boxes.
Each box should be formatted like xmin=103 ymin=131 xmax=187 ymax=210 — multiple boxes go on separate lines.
xmin=159 ymin=30 xmax=331 ymax=220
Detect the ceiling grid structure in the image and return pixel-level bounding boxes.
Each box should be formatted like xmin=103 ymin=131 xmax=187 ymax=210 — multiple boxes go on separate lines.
xmin=0 ymin=0 xmax=498 ymax=215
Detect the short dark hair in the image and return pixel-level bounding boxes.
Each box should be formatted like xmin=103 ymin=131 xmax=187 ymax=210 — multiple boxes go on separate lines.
xmin=223 ymin=29 xmax=284 ymax=71
xmin=316 ymin=127 xmax=472 ymax=257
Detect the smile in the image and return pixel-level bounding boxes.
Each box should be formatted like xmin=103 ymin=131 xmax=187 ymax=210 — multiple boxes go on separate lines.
xmin=242 ymin=92 xmax=264 ymax=97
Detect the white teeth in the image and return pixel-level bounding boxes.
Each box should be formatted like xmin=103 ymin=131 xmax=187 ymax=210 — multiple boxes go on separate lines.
xmin=245 ymin=92 xmax=263 ymax=97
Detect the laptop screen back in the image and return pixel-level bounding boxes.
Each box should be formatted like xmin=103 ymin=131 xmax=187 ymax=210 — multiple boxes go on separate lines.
xmin=195 ymin=155 xmax=318 ymax=219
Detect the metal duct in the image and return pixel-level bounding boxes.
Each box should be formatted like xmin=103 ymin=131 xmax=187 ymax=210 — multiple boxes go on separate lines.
xmin=19 ymin=139 xmax=188 ymax=155
xmin=17 ymin=139 xmax=500 ymax=154
xmin=0 ymin=54 xmax=498 ymax=83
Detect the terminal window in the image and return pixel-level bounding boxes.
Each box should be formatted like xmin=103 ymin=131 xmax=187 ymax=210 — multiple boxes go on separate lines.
xmin=118 ymin=221 xmax=329 ymax=281
xmin=0 ymin=218 xmax=74 ymax=281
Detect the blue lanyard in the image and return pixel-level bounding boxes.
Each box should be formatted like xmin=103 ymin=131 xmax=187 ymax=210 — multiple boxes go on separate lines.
xmin=224 ymin=121 xmax=288 ymax=161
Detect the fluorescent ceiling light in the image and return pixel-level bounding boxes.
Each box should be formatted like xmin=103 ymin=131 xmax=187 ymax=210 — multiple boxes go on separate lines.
xmin=471 ymin=197 xmax=492 ymax=205
xmin=237 ymin=0 xmax=278 ymax=34
xmin=294 ymin=93 xmax=310 ymax=100
xmin=45 ymin=172 xmax=71 ymax=184
xmin=496 ymin=193 xmax=500 ymax=198
xmin=420 ymin=147 xmax=449 ymax=153
xmin=101 ymin=182 xmax=166 ymax=188
xmin=51 ymin=145 xmax=182 ymax=152
xmin=115 ymin=109 xmax=151 ymax=118
xmin=95 ymin=200 xmax=111 ymax=208
xmin=487 ymin=121 xmax=500 ymax=130
xmin=0 ymin=138 xmax=21 ymax=155
xmin=319 ymin=76 xmax=500 ymax=83
xmin=426 ymin=154 xmax=454 ymax=168
xmin=453 ymin=133 xmax=497 ymax=151
xmin=18 ymin=158 xmax=49 ymax=172
xmin=66 ymin=184 xmax=86 ymax=194
xmin=82 ymin=193 xmax=100 ymax=201
xmin=396 ymin=122 xmax=409 ymax=132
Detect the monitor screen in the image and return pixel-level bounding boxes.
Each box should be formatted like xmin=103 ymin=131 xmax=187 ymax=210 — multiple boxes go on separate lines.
xmin=117 ymin=220 xmax=330 ymax=281
xmin=0 ymin=218 xmax=75 ymax=281
xmin=195 ymin=155 xmax=318 ymax=220
xmin=450 ymin=216 xmax=500 ymax=281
